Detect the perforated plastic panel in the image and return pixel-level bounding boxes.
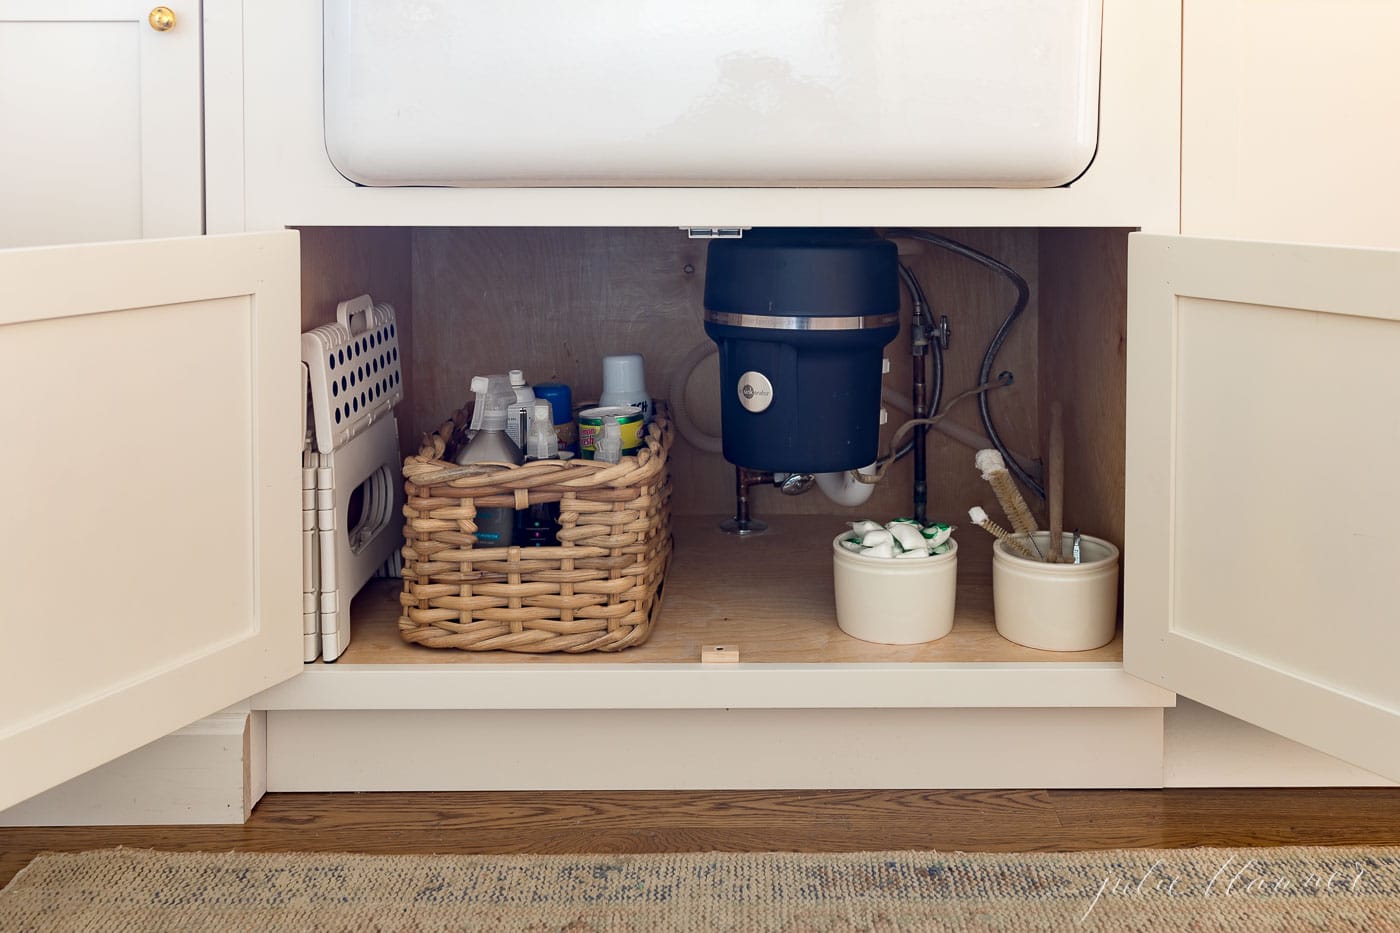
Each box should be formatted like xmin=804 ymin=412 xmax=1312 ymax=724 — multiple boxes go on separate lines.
xmin=301 ymin=295 xmax=403 ymax=454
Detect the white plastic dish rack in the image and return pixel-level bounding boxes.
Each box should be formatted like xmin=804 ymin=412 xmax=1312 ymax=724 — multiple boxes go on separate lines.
xmin=299 ymin=295 xmax=406 ymax=661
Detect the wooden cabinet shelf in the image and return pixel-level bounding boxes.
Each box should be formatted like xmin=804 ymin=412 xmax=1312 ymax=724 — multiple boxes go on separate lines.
xmin=336 ymin=515 xmax=1122 ymax=667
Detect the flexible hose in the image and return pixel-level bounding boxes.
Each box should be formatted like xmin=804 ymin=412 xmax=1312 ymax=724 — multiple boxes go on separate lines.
xmin=884 ymin=229 xmax=1045 ymax=501
xmin=881 ymin=388 xmax=1035 ymax=465
xmin=858 ymin=377 xmax=1012 ymax=485
xmin=669 ymin=341 xmax=725 ymax=454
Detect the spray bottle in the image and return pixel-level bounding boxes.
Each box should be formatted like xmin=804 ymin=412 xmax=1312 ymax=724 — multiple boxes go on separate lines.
xmin=594 ymin=416 xmax=624 ymax=464
xmin=506 ymin=369 xmax=536 ymax=449
xmin=525 ymin=399 xmax=559 ymax=461
xmin=519 ymin=399 xmax=561 ymax=546
xmin=454 ymin=374 xmax=523 ymax=547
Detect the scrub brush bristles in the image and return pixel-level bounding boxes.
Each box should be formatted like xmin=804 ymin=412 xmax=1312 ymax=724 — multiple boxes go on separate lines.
xmin=968 ymin=506 xmax=1037 ymax=559
xmin=975 ymin=449 xmax=1039 ymax=537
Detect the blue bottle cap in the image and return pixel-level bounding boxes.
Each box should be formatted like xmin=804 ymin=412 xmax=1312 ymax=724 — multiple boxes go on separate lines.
xmin=532 ymin=383 xmax=572 ymax=425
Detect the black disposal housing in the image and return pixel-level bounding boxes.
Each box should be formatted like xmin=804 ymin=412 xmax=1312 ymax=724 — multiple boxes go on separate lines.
xmin=703 ymin=229 xmax=900 ymax=473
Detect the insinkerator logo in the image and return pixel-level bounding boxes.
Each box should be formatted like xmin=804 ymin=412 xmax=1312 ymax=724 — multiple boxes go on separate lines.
xmin=738 ymin=371 xmax=774 ymax=412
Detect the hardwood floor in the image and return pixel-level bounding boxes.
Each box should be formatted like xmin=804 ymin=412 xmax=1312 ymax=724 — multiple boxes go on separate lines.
xmin=5 ymin=788 xmax=1400 ymax=887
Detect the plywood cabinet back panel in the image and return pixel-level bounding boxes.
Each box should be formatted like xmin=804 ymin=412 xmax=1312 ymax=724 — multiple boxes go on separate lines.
xmin=407 ymin=227 xmax=1043 ymax=539
xmin=1038 ymin=228 xmax=1130 ymax=552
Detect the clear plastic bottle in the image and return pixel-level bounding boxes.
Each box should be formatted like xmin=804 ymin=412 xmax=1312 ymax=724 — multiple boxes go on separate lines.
xmin=525 ymin=399 xmax=559 ymax=461
xmin=454 ymin=374 xmax=523 ymax=547
xmin=594 ymin=416 xmax=623 ymax=464
xmin=506 ymin=369 xmax=535 ymax=449
xmin=519 ymin=401 xmax=561 ymax=547
xmin=533 ymin=383 xmax=576 ymax=454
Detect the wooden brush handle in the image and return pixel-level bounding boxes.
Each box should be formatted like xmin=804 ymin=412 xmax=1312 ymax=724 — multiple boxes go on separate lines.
xmin=1048 ymin=402 xmax=1064 ymax=563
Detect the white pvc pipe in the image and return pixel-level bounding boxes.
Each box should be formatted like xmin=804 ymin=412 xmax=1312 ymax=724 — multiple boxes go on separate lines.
xmin=815 ymin=462 xmax=879 ymax=507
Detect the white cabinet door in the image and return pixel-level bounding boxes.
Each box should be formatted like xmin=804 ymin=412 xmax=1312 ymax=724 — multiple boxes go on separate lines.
xmin=0 ymin=232 xmax=302 ymax=810
xmin=0 ymin=1 xmax=203 ymax=248
xmin=1125 ymin=233 xmax=1400 ymax=782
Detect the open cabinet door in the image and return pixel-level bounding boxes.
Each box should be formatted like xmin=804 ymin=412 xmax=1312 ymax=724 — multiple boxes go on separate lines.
xmin=0 ymin=232 xmax=302 ymax=809
xmin=1125 ymin=233 xmax=1400 ymax=781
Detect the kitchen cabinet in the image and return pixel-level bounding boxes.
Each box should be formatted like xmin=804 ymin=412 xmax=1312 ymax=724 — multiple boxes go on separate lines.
xmin=208 ymin=0 xmax=1180 ymax=233
xmin=1127 ymin=0 xmax=1400 ymax=783
xmin=1181 ymin=0 xmax=1400 ymax=250
xmin=0 ymin=232 xmax=301 ymax=810
xmin=1124 ymin=234 xmax=1400 ymax=782
xmin=4 ymin=0 xmax=1399 ymax=823
xmin=0 ymin=1 xmax=203 ymax=248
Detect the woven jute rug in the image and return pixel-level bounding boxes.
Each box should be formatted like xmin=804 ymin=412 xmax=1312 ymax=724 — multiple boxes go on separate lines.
xmin=3 ymin=846 xmax=1399 ymax=931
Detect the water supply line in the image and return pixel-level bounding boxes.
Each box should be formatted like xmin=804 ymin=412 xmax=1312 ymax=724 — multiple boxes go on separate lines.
xmin=717 ymin=466 xmax=772 ymax=536
xmin=899 ymin=260 xmax=942 ymax=523
xmin=883 ymin=229 xmax=1045 ymax=501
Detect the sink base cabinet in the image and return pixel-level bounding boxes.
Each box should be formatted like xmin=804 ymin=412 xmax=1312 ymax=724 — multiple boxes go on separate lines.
xmin=6 ymin=223 xmax=1398 ymax=826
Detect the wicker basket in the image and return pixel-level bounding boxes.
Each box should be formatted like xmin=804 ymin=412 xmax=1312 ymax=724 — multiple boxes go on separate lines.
xmin=397 ymin=401 xmax=673 ymax=652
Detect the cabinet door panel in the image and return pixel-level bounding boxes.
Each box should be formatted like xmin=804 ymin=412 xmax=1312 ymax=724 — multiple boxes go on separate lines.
xmin=0 ymin=0 xmax=202 ymax=247
xmin=0 ymin=232 xmax=301 ymax=810
xmin=1126 ymin=234 xmax=1400 ymax=782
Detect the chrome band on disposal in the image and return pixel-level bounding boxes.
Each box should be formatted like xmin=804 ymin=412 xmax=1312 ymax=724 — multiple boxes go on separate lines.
xmin=704 ymin=310 xmax=900 ymax=332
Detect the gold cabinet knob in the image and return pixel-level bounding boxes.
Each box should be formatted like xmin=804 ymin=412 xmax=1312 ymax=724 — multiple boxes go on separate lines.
xmin=149 ymin=7 xmax=176 ymax=31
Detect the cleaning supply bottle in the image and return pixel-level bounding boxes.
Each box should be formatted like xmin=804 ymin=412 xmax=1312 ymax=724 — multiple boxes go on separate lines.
xmin=598 ymin=353 xmax=653 ymax=425
xmin=594 ymin=416 xmax=623 ymax=464
xmin=525 ymin=399 xmax=559 ymax=461
xmin=533 ymin=382 xmax=576 ymax=454
xmin=506 ymin=369 xmax=536 ymax=449
xmin=454 ymin=374 xmax=523 ymax=547
xmin=519 ymin=399 xmax=561 ymax=546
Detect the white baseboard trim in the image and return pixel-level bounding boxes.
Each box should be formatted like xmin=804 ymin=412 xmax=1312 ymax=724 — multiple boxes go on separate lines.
xmin=266 ymin=707 xmax=1166 ymax=791
xmin=0 ymin=709 xmax=256 ymax=826
xmin=1164 ymin=700 xmax=1395 ymax=787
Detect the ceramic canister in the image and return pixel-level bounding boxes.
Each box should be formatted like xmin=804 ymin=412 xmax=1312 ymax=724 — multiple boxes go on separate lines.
xmin=991 ymin=531 xmax=1120 ymax=651
xmin=577 ymin=405 xmax=643 ymax=459
xmin=831 ymin=534 xmax=958 ymax=644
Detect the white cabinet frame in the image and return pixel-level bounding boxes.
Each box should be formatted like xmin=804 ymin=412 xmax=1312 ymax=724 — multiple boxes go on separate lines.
xmin=207 ymin=0 xmax=1180 ymax=232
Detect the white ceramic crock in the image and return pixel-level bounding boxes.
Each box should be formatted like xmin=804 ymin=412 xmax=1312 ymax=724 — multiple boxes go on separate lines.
xmin=831 ymin=534 xmax=958 ymax=645
xmin=991 ymin=532 xmax=1119 ymax=651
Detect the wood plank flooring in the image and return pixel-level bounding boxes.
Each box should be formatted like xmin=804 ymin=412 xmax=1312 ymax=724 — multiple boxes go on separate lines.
xmin=5 ymin=788 xmax=1400 ymax=888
